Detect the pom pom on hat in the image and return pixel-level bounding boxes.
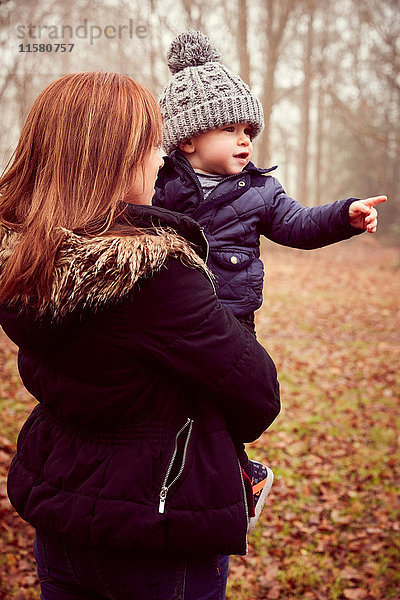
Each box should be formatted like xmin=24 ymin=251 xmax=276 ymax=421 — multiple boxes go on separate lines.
xmin=167 ymin=30 xmax=221 ymax=74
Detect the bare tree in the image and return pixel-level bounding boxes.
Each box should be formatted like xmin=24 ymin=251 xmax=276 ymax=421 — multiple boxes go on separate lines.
xmin=237 ymin=0 xmax=250 ymax=85
xmin=1 ymin=0 xmax=398 ymax=237
xmin=313 ymin=6 xmax=331 ymax=205
xmin=297 ymin=0 xmax=314 ymax=206
xmin=257 ymin=0 xmax=296 ymax=166
xmin=182 ymin=0 xmax=205 ymax=31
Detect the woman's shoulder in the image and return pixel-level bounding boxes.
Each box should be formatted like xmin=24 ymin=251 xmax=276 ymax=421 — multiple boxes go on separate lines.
xmin=53 ymin=227 xmax=209 ymax=319
xmin=0 ymin=223 xmax=209 ymax=323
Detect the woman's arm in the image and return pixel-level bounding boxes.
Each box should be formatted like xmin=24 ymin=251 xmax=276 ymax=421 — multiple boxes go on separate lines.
xmin=127 ymin=258 xmax=280 ymax=442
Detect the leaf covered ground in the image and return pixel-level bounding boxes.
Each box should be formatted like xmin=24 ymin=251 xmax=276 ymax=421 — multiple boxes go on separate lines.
xmin=1 ymin=237 xmax=399 ymax=599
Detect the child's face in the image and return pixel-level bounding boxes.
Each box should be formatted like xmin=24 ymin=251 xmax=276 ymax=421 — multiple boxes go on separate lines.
xmin=180 ymin=123 xmax=253 ymax=176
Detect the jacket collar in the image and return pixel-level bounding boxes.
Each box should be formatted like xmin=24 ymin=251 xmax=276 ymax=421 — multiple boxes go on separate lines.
xmin=125 ymin=204 xmax=208 ymax=261
xmin=167 ymin=149 xmax=278 ymax=178
xmin=0 ymin=212 xmax=209 ymax=321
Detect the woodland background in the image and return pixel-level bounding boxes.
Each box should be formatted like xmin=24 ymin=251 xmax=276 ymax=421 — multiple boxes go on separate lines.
xmin=1 ymin=240 xmax=399 ymax=599
xmin=0 ymin=0 xmax=399 ymax=598
xmin=0 ymin=0 xmax=399 ymax=240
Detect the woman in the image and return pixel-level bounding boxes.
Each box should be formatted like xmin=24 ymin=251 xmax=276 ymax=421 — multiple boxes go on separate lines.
xmin=0 ymin=72 xmax=280 ymax=600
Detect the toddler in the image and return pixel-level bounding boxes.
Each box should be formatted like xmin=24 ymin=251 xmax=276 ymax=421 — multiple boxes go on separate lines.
xmin=153 ymin=30 xmax=386 ymax=529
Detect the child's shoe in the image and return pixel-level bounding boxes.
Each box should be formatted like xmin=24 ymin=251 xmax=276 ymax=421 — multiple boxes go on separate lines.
xmin=248 ymin=460 xmax=274 ymax=532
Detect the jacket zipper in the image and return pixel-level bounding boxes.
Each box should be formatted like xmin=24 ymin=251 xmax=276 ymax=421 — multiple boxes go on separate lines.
xmin=174 ymin=155 xmax=277 ymax=220
xmin=238 ymin=461 xmax=249 ymax=554
xmin=158 ymin=418 xmax=194 ymax=514
xmin=178 ymin=158 xmax=241 ymax=206
xmin=198 ymin=228 xmax=217 ymax=295
xmin=199 ymin=228 xmax=210 ymax=263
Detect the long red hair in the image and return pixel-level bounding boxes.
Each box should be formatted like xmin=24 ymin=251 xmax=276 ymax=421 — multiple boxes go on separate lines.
xmin=0 ymin=71 xmax=162 ymax=306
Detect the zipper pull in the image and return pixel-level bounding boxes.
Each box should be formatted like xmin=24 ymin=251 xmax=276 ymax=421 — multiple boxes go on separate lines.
xmin=159 ymin=486 xmax=168 ymax=514
xmin=199 ymin=227 xmax=209 ymax=262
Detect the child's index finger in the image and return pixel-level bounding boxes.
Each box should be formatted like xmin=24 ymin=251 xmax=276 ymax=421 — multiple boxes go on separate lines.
xmin=363 ymin=195 xmax=387 ymax=207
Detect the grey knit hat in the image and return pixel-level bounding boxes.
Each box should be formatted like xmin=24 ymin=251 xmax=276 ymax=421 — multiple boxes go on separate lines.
xmin=160 ymin=30 xmax=264 ymax=155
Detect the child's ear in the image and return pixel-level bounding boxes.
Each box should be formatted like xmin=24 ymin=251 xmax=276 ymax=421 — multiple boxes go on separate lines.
xmin=179 ymin=139 xmax=195 ymax=154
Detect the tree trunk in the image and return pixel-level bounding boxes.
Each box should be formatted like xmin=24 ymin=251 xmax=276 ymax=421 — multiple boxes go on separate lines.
xmin=314 ymin=75 xmax=325 ymax=205
xmin=258 ymin=0 xmax=296 ymax=167
xmin=297 ymin=2 xmax=314 ymax=206
xmin=237 ymin=0 xmax=250 ymax=85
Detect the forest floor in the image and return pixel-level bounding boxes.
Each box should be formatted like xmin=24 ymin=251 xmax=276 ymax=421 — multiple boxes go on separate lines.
xmin=0 ymin=237 xmax=399 ymax=600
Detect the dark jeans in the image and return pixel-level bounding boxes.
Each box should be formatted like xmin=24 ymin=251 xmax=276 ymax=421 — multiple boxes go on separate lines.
xmin=34 ymin=530 xmax=229 ymax=600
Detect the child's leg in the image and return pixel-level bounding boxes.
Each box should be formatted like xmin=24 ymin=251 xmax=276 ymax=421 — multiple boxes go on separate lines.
xmin=235 ymin=440 xmax=251 ymax=474
xmin=233 ymin=440 xmax=274 ymax=532
xmin=248 ymin=461 xmax=274 ymax=532
xmin=236 ymin=313 xmax=256 ymax=336
xmin=234 ymin=441 xmax=255 ymax=517
xmin=234 ymin=314 xmax=274 ymax=530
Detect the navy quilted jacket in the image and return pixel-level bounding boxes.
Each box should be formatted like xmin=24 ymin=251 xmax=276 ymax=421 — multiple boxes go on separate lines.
xmin=154 ymin=151 xmax=361 ymax=317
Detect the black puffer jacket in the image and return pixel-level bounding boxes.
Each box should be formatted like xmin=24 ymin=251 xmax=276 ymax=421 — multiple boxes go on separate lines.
xmin=1 ymin=206 xmax=280 ymax=556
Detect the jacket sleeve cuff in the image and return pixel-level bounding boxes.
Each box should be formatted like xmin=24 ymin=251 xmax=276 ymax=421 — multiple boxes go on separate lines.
xmin=340 ymin=198 xmax=364 ymax=236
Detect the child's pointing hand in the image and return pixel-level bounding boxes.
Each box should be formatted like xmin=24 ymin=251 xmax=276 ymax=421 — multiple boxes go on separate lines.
xmin=349 ymin=196 xmax=387 ymax=233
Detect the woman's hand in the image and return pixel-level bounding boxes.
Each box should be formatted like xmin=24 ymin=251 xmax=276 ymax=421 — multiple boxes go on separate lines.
xmin=349 ymin=196 xmax=387 ymax=233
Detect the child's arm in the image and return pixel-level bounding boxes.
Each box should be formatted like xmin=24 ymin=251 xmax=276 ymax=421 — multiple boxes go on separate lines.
xmin=348 ymin=196 xmax=387 ymax=233
xmin=261 ymin=178 xmax=387 ymax=249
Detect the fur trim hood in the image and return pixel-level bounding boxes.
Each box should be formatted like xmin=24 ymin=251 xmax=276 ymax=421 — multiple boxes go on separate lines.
xmin=0 ymin=225 xmax=210 ymax=320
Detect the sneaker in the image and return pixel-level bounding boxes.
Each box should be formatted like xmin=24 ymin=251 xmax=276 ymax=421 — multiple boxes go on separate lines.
xmin=248 ymin=460 xmax=274 ymax=532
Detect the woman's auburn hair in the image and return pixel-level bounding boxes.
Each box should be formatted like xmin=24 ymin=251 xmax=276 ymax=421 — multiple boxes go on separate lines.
xmin=0 ymin=71 xmax=162 ymax=306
